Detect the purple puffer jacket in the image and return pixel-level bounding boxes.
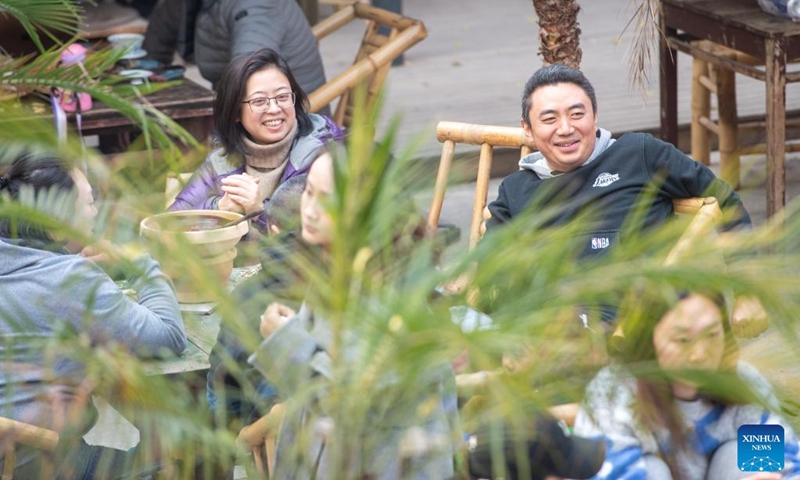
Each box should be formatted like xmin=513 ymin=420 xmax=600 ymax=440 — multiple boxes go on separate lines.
xmin=168 ymin=114 xmax=343 ymax=231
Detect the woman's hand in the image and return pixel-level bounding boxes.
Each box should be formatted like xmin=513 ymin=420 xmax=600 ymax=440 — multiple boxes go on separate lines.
xmin=79 ymin=244 xmax=111 ymax=266
xmin=79 ymin=240 xmax=146 ymax=267
xmin=731 ymin=295 xmax=769 ymax=338
xmin=259 ymin=302 xmax=296 ymax=339
xmin=219 ymin=173 xmax=261 ymax=213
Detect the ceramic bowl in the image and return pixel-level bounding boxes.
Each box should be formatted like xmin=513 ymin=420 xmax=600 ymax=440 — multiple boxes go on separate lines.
xmin=140 ymin=210 xmax=249 ymax=303
xmin=107 ymin=33 xmax=144 ymax=53
xmin=140 ymin=210 xmax=249 ymax=257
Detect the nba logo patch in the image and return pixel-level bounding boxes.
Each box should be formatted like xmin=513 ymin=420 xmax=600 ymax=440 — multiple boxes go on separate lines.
xmin=738 ymin=424 xmax=784 ymax=472
xmin=591 ymin=237 xmax=610 ymax=250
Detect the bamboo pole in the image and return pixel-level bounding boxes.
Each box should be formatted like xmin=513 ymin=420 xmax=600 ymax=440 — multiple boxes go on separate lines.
xmin=312 ymin=5 xmax=356 ymax=40
xmin=243 ymin=403 xmax=285 ymax=476
xmin=427 ymin=139 xmax=455 ymax=232
xmin=470 ymin=143 xmax=494 ymax=250
xmin=691 ymin=57 xmax=711 ymax=165
xmin=435 ymin=121 xmax=527 ymax=148
xmin=664 ymin=198 xmax=721 ymax=266
xmin=353 ymin=2 xmax=416 ymax=30
xmin=716 ymin=66 xmax=741 ymax=188
xmin=309 ymin=22 xmax=426 ymax=113
xmin=0 ymin=417 xmax=60 ymax=451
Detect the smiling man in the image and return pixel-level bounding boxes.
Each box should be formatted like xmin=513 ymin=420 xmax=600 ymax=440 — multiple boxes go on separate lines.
xmin=489 ymin=64 xmax=750 ymax=251
xmin=486 ymin=64 xmax=767 ymax=337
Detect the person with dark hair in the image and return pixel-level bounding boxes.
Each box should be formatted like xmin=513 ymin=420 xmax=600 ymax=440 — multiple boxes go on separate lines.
xmin=265 ymin=173 xmax=307 ymax=234
xmin=487 ymin=63 xmax=766 ymax=337
xmin=168 ymin=48 xmax=343 ymax=233
xmin=248 ymin=150 xmax=459 ymax=480
xmin=573 ymin=291 xmax=800 ymax=480
xmin=205 ymin=169 xmax=311 ymax=437
xmin=0 ymin=153 xmax=186 ymax=478
xmin=142 ymin=0 xmax=327 ymax=96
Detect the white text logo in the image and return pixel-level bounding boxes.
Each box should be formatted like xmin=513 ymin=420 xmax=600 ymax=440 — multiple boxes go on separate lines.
xmin=591 ymin=237 xmax=610 ymax=250
xmin=592 ymin=172 xmax=619 ymax=187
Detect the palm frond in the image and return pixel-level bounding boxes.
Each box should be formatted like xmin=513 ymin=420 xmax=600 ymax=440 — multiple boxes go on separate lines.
xmin=0 ymin=47 xmax=198 ymax=158
xmin=623 ymin=0 xmax=661 ymax=96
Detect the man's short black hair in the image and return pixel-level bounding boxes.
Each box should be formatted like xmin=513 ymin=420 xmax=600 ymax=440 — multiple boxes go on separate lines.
xmin=521 ymin=64 xmax=598 ymax=126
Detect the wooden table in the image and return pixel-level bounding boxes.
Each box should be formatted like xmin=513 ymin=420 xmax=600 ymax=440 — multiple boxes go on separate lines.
xmin=143 ymin=266 xmax=261 ymax=376
xmin=76 ymin=78 xmax=215 ymax=150
xmin=659 ymin=0 xmax=800 ymax=218
xmin=143 ymin=310 xmax=220 ymax=376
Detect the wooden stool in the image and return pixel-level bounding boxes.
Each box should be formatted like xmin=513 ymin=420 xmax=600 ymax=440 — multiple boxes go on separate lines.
xmin=691 ymin=40 xmax=800 ymax=189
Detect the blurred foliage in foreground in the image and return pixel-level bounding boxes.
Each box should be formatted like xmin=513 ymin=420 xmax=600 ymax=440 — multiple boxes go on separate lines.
xmin=1 ymin=2 xmax=800 ymax=478
xmin=3 ymin=98 xmax=800 ymax=478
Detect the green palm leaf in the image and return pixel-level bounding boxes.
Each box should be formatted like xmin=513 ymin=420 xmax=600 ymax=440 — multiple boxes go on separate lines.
xmin=0 ymin=0 xmax=82 ymax=53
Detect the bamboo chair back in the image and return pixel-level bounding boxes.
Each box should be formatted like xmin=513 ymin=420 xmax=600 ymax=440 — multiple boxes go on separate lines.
xmin=309 ymin=3 xmax=427 ymax=128
xmin=0 ymin=374 xmax=98 ymax=478
xmin=0 ymin=416 xmax=59 ymax=479
xmin=427 ymin=121 xmax=532 ymax=250
xmin=164 ymin=172 xmax=194 ymax=209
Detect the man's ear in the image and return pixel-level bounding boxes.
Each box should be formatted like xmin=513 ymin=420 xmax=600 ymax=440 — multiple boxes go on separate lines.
xmin=269 ymin=224 xmax=281 ymax=236
xmin=520 ymin=118 xmax=535 ymax=148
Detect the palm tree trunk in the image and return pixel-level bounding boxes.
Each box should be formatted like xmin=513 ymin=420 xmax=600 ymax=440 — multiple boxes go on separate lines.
xmin=531 ymin=0 xmax=582 ymax=69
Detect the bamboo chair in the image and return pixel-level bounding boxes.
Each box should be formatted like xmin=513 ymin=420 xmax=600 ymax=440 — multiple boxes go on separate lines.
xmin=0 ymin=417 xmax=60 ymax=479
xmin=0 ymin=375 xmax=99 ymax=479
xmin=308 ymin=2 xmax=427 ymax=128
xmin=428 ymin=121 xmax=724 ymax=426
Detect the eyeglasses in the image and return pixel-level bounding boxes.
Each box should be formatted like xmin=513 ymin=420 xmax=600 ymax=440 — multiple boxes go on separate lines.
xmin=241 ymin=92 xmax=296 ymax=113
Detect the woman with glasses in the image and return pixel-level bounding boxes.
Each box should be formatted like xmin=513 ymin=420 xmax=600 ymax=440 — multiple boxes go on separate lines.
xmin=168 ymin=48 xmax=343 ymax=232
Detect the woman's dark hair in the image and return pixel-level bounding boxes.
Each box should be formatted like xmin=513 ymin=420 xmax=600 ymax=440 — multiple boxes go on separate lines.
xmin=0 ymin=153 xmax=75 ymax=242
xmin=213 ymin=48 xmax=314 ymax=158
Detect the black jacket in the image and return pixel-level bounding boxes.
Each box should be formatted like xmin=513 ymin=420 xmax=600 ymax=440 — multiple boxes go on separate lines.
xmin=488 ymin=132 xmax=750 ymax=258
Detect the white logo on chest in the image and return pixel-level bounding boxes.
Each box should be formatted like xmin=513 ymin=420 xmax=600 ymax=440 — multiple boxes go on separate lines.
xmin=592 ymin=172 xmax=619 ymax=187
xmin=591 ymin=237 xmax=610 ymax=250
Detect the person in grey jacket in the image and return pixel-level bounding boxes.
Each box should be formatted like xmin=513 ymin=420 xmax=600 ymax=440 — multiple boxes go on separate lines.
xmin=247 ymin=150 xmax=459 ymax=480
xmin=142 ymin=0 xmax=327 ymax=97
xmin=167 ymin=48 xmax=343 ymax=233
xmin=0 ymin=154 xmax=186 ymax=479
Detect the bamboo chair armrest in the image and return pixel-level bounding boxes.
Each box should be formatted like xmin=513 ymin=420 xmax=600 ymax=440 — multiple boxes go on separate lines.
xmin=238 ymin=403 xmax=285 ymax=450
xmin=0 ymin=417 xmax=59 ymax=451
xmin=456 ymin=371 xmax=499 ymax=397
